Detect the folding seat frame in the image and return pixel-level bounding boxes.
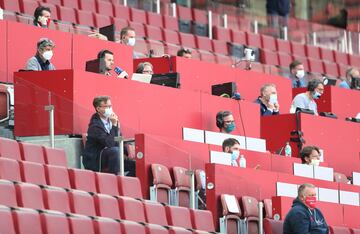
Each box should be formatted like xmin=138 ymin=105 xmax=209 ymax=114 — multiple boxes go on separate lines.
xmin=219 ymin=194 xmax=246 ymax=234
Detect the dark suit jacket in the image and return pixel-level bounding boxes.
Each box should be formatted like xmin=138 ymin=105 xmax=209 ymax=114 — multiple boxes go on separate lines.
xmin=82 ymin=113 xmax=119 ymax=171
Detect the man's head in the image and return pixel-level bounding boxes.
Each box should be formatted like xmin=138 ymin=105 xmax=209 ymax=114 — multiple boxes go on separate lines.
xmin=120 ymin=27 xmax=136 ymax=46
xmin=300 ymin=145 xmax=321 ymax=165
xmin=289 ymin=60 xmax=305 ymax=79
xmin=297 ymin=183 xmax=317 ymax=209
xmin=260 ymin=83 xmax=277 ymax=103
xmin=97 ymin=50 xmax=114 ymax=72
xmin=93 ymin=96 xmax=113 ymax=119
xmin=33 ymin=6 xmax=51 ymax=26
xmin=345 ymin=67 xmax=360 ymax=83
xmin=222 ymin=138 xmax=241 ymax=153
xmin=36 ymin=38 xmax=55 ymax=61
xmin=307 ymin=79 xmax=324 ymax=100
xmin=136 ymin=62 xmax=154 ymax=74
xmin=216 ymin=111 xmax=235 ymax=133
xmin=177 ymin=48 xmax=192 ymax=59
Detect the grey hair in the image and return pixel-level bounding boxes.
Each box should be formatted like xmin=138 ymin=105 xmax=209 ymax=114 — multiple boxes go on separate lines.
xmin=260 ymin=83 xmax=276 ymax=95
xmin=297 ymin=183 xmax=315 ymax=198
xmin=136 ymin=62 xmax=153 ymax=73
xmin=37 ymin=38 xmax=55 ymax=50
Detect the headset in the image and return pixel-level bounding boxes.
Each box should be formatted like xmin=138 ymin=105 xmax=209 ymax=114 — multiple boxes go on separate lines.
xmin=307 ymin=79 xmax=323 ymax=92
xmin=216 ymin=111 xmax=232 ymax=129
xmin=97 ymin=49 xmax=113 ymax=59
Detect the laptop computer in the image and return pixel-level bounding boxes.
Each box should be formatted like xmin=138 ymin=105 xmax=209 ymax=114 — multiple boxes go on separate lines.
xmin=150 ymin=72 xmax=180 ymax=88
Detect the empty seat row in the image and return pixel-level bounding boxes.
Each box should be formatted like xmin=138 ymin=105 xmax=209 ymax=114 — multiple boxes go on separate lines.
xmin=0 ymin=157 xmax=143 ymax=198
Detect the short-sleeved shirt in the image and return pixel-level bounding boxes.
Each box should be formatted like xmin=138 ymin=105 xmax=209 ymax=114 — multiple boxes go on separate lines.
xmin=290 ymin=93 xmax=318 ymax=115
xmin=339 ymin=80 xmax=351 ymax=89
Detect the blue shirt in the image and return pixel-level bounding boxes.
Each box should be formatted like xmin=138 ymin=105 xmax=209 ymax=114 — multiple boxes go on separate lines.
xmin=338 ymin=80 xmax=350 ymax=89
xmin=289 ymin=74 xmax=308 ymax=88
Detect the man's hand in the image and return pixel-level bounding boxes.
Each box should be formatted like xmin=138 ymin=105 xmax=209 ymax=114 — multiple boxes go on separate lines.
xmin=273 ymin=102 xmax=280 ymax=111
xmin=38 ymin=16 xmax=48 ymax=26
xmin=117 ymin=71 xmax=128 ymax=79
xmin=109 ymin=113 xmax=118 ymax=126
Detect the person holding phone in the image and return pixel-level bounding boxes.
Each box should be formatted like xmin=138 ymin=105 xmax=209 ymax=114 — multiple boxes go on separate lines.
xmin=255 ymin=83 xmax=280 ymax=116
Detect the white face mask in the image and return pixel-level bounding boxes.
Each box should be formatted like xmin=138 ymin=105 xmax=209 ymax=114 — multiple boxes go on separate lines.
xmin=231 ymin=150 xmax=240 ymax=161
xmin=296 ymin=69 xmax=305 ymax=79
xmin=103 ymin=107 xmax=113 ymax=118
xmin=127 ymin=38 xmax=136 ymax=47
xmin=310 ymin=159 xmax=320 ymax=166
xmin=43 ymin=50 xmax=53 ymax=61
xmin=269 ymin=94 xmax=278 ymax=104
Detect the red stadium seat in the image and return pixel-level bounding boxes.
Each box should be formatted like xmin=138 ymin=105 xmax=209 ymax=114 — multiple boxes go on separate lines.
xmin=165 ymin=205 xmax=192 ymax=229
xmin=95 ymin=172 xmax=120 ymax=196
xmin=177 ymin=5 xmax=192 ymax=21
xmin=0 ymin=207 xmax=16 ymax=234
xmin=246 ymin=32 xmax=262 ymax=48
xmin=0 ymin=180 xmax=17 ymax=207
xmin=62 ymin=0 xmax=79 ymax=8
xmin=121 ymin=220 xmax=146 ymax=234
xmin=260 ymin=49 xmax=279 ymax=66
xmin=215 ymin=54 xmax=233 ymax=66
xmin=220 ymin=194 xmax=243 ymax=234
xmin=114 ymin=4 xmax=130 ymax=21
xmin=349 ymin=54 xmax=360 ymax=67
xmin=0 ymin=137 xmax=21 ymax=160
xmin=338 ymin=64 xmax=348 ymax=78
xmin=231 ymin=30 xmax=246 ymax=45
xmin=45 ymin=165 xmax=71 ymax=189
xmin=134 ymin=38 xmax=148 ymax=57
xmin=94 ymin=13 xmax=112 ymax=28
xmin=19 ymin=0 xmax=39 ymax=15
xmin=195 ymin=36 xmax=213 ymax=51
xmin=69 ymin=190 xmax=96 ymax=216
xmin=145 ymin=25 xmax=163 ymax=41
xmin=147 ymin=11 xmax=164 ymax=28
xmin=78 ymin=0 xmax=96 ymax=12
xmin=144 ymin=201 xmax=168 ymax=226
xmin=263 ymin=218 xmax=284 ymax=234
xmin=0 ymin=0 xmax=21 ymax=12
xmin=165 ymin=43 xmax=181 ymax=56
xmin=305 ymin=45 xmax=321 ymax=60
xmin=118 ymin=196 xmax=146 ymax=222
xmin=213 ymin=26 xmax=231 ymax=42
xmin=76 ymin=9 xmax=95 ymax=28
xmin=292 ymin=56 xmax=309 ymax=71
xmin=291 ymin=42 xmax=306 ymax=57
xmin=351 ymin=228 xmax=360 ymax=234
xmin=96 ymin=0 xmax=114 ymax=16
xmin=43 ymin=187 xmax=71 ymax=213
xmin=163 ymin=15 xmax=179 ymax=31
xmin=43 ymin=0 xmax=62 ymax=5
xmin=39 ymin=3 xmax=58 ymax=20
xmin=94 ymin=193 xmax=121 ymax=219
xmin=263 ymin=198 xmax=272 ymax=219
xmin=333 ymin=172 xmax=350 ymax=184
xmin=320 ymin=48 xmax=335 ymax=63
xmin=0 ymin=158 xmax=21 ymax=181
xmin=19 ymin=161 xmax=47 ymax=185
xmin=69 ymin=168 xmax=97 ymax=193
xmin=163 ymin=29 xmax=180 ymax=45
xmin=329 ymin=226 xmax=351 ymax=234
xmin=276 ymin=38 xmax=291 ymax=54
xmin=190 ymin=209 xmax=215 ymax=232
xmin=113 ymin=18 xmax=129 ymax=31
xmin=241 ymin=196 xmax=259 ymax=234
xmin=173 ymin=166 xmax=191 ymax=207
xmin=150 ymin=164 xmax=173 ymax=204
xmin=19 ymin=142 xmax=45 ymax=164
xmin=308 ymin=58 xmax=324 ymax=74
xmin=130 ymin=8 xmax=147 ymax=24
xmin=94 ymin=218 xmax=121 ymax=234
xmin=179 ymin=33 xmax=196 ymax=49
xmin=117 ymin=176 xmax=143 ymax=199
xmin=212 ymin=40 xmax=228 ymax=55
xmin=16 ymin=183 xmax=44 ymax=210
xmin=278 ymin=52 xmax=293 ymax=68
xmin=57 ymin=5 xmax=77 ymax=24
xmin=40 ymin=212 xmax=71 ymax=234
xmin=324 ymin=61 xmax=339 ymax=77
xmin=13 ymin=209 xmax=43 ymax=234
xmin=147 ymin=224 xmax=169 ymax=234
xmin=129 ymin=21 xmax=145 ymax=38
xmin=148 ymin=40 xmax=166 ymax=56
xmin=43 ymin=146 xmax=67 ymax=167
xmin=261 ymin=35 xmax=276 ymax=51
xmin=68 ymin=215 xmax=95 ymax=234
xmin=192 ymin=8 xmax=207 ymax=25
xmin=334 ymin=52 xmax=349 ymax=65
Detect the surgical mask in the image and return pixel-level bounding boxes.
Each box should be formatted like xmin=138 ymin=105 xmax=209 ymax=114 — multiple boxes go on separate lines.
xmin=231 ymin=150 xmax=240 ymax=161
xmin=103 ymin=107 xmax=113 ymax=118
xmin=269 ymin=94 xmax=278 ymax=104
xmin=296 ymin=70 xmax=305 ymax=79
xmin=225 ymin=122 xmax=235 ymax=133
xmin=43 ymin=50 xmax=53 ymax=61
xmin=127 ymin=38 xmax=136 ymax=47
xmin=305 ymin=196 xmax=317 ymax=209
xmin=312 ymin=91 xmax=321 ymax=100
xmin=310 ymin=159 xmax=320 ymax=166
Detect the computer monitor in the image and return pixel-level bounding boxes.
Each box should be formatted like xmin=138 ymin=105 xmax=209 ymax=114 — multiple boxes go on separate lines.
xmin=150 ymin=72 xmax=180 ymax=88
xmin=351 ymin=77 xmax=360 ymax=90
xmin=85 ymin=58 xmax=105 ymax=74
xmin=99 ymin=24 xmax=115 ymax=42
xmin=211 ymin=82 xmax=237 ymax=98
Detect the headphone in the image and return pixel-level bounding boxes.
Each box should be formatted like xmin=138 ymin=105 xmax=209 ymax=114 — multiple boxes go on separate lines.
xmin=216 ymin=111 xmax=232 ymax=129
xmin=97 ymin=49 xmax=113 ymax=59
xmin=307 ymin=79 xmax=323 ymax=92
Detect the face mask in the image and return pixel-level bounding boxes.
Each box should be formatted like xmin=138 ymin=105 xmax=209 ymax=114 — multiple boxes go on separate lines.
xmin=103 ymin=107 xmax=113 ymax=118
xmin=231 ymin=150 xmax=240 ymax=161
xmin=310 ymin=159 xmax=320 ymax=166
xmin=43 ymin=50 xmax=53 ymax=61
xmin=225 ymin=122 xmax=235 ymax=133
xmin=269 ymin=94 xmax=278 ymax=104
xmin=296 ymin=70 xmax=305 ymax=79
xmin=127 ymin=38 xmax=136 ymax=47
xmin=304 ymin=196 xmax=317 ymax=209
xmin=312 ymin=91 xmax=321 ymax=100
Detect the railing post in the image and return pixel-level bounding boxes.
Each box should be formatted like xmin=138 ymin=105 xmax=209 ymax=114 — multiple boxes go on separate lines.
xmin=44 ymin=105 xmax=55 ymax=148
xmin=171 ymin=3 xmax=176 ymax=17
xmin=0 ymin=8 xmax=3 ymax=20
xmin=186 ymin=170 xmax=196 ymax=209
xmin=114 ymin=136 xmax=125 ymax=176
xmin=258 ymin=201 xmax=264 ymax=234
xmin=282 ymin=26 xmax=288 ymax=40
xmin=123 ymin=0 xmax=127 ymax=7
xmin=312 ymin=32 xmax=317 ymax=46
xmin=208 ymin=10 xmax=213 ymax=39
xmin=155 ymin=0 xmax=160 ymax=14
xmin=223 ymin=14 xmax=228 ymax=28
xmin=253 ymin=20 xmax=258 ymax=34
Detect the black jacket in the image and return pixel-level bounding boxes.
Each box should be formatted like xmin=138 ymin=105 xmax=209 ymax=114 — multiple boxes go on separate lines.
xmin=255 ymin=98 xmax=280 ymax=116
xmin=266 ymin=0 xmax=290 ymax=16
xmin=82 ymin=113 xmax=119 ymax=172
xmin=283 ymin=198 xmax=329 ymax=234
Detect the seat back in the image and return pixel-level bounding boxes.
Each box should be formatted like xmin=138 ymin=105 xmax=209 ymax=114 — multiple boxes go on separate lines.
xmin=40 ymin=212 xmax=71 ymax=234
xmin=16 ymin=183 xmax=45 ymax=210
xmin=68 ymin=215 xmax=95 ymax=234
xmin=0 ymin=157 xmax=21 ymax=181
xmin=151 ymin=164 xmax=172 ymax=204
xmin=43 ymin=147 xmax=68 ymax=167
xmin=94 ymin=218 xmax=121 ymax=234
xmin=173 ymin=166 xmax=190 ymax=207
xmin=68 ymin=168 xmax=97 ymax=193
xmin=330 ymin=226 xmax=351 ymax=234
xmin=45 ymin=165 xmax=71 ymax=189
xmin=121 ymin=220 xmax=146 ymax=234
xmin=118 ymin=197 xmax=146 ymax=223
xmin=20 ymin=161 xmax=47 ymax=185
xmin=0 ymin=137 xmax=21 ymax=160
xmin=263 ymin=218 xmax=284 ymax=234
xmin=165 ymin=205 xmax=192 ymax=229
xmin=263 ymin=198 xmax=272 ymax=219
xmin=69 ymin=190 xmax=96 ymax=217
xmin=19 ymin=142 xmax=45 ymax=164
xmin=334 ymin=172 xmax=349 ymax=184
xmin=118 ymin=175 xmax=143 ymax=199
xmin=144 ymin=201 xmax=168 ymax=226
xmin=13 ymin=209 xmax=43 ymax=234
xmin=43 ymin=187 xmax=71 ymax=213
xmin=220 ymin=194 xmax=242 ymax=234
xmin=242 ymin=196 xmax=259 ymax=218
xmin=0 ymin=180 xmax=17 ymax=207
xmin=94 ymin=194 xmax=121 ymax=220
xmin=190 ymin=209 xmax=215 ymax=232
xmin=0 ymin=206 xmax=16 ymax=234
xmin=95 ymin=172 xmax=120 ymax=196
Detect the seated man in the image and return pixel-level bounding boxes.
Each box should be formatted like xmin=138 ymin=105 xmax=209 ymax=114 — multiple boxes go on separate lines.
xmin=216 ymin=111 xmax=236 ymax=133
xmin=339 ymin=67 xmax=359 ymax=89
xmin=97 ymin=50 xmax=128 ymax=78
xmin=289 ymin=60 xmax=308 ymax=88
xmin=33 ymin=6 xmax=51 ymax=28
xmin=255 ymin=83 xmax=280 ymax=116
xmin=290 ymin=79 xmax=324 ymax=115
xmin=177 ymin=48 xmax=192 ymax=59
xmin=119 ymin=26 xmax=142 ymax=58
xmin=300 ymin=145 xmax=321 ymax=166
xmin=222 ymin=138 xmax=241 ymax=167
xmin=135 ymin=62 xmax=154 ymax=74
xmin=25 ymin=38 xmax=56 ymax=71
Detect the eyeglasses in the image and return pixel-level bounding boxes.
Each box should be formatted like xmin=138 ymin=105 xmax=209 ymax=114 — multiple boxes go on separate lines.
xmin=99 ymin=105 xmax=112 ymax=108
xmin=143 ymin=70 xmax=153 ymax=74
xmin=224 ymin=120 xmax=234 ymax=124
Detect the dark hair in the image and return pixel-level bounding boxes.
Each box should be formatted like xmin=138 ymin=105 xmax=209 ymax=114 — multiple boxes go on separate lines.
xmin=33 ymin=6 xmax=51 ymax=25
xmin=307 ymin=79 xmax=323 ymax=92
xmin=289 ymin=60 xmax=303 ymax=71
xmin=222 ymin=138 xmax=240 ymax=151
xmin=177 ymin=48 xmax=191 ymax=57
xmin=300 ymin=146 xmax=320 ymax=163
xmin=97 ymin=50 xmax=113 ymax=59
xmin=120 ymin=26 xmax=135 ymax=39
xmin=93 ymin=96 xmax=110 ymax=109
xmin=216 ymin=110 xmax=233 ymax=129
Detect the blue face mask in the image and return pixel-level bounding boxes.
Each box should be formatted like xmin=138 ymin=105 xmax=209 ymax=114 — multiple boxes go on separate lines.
xmin=231 ymin=150 xmax=240 ymax=161
xmin=225 ymin=122 xmax=236 ymax=133
xmin=312 ymin=91 xmax=321 ymax=100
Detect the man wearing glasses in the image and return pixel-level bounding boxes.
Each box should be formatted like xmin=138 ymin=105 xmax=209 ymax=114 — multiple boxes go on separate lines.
xmin=216 ymin=110 xmax=236 ymax=134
